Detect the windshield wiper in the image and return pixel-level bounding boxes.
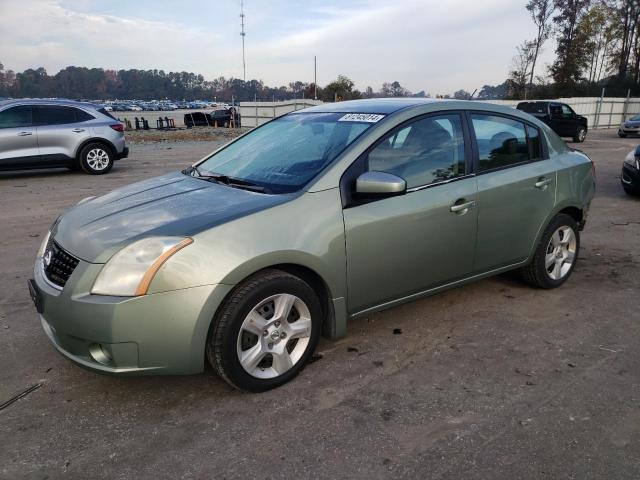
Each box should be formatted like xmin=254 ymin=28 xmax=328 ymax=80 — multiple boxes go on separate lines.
xmin=183 ymin=166 xmax=270 ymax=193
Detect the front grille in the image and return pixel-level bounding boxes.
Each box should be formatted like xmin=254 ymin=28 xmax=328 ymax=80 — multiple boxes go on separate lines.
xmin=43 ymin=240 xmax=79 ymax=288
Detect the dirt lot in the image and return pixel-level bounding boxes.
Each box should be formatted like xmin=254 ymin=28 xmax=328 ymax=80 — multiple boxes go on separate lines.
xmin=1 ymin=129 xmax=639 ymax=479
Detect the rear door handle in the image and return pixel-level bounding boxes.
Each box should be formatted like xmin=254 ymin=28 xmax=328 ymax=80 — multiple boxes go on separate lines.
xmin=72 ymin=128 xmax=85 ymax=133
xmin=17 ymin=131 xmax=32 ymax=136
xmin=450 ymin=200 xmax=476 ymax=213
xmin=535 ymin=177 xmax=553 ymax=189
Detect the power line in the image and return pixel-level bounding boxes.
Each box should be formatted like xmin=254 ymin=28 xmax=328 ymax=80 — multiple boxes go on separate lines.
xmin=240 ymin=0 xmax=246 ymax=82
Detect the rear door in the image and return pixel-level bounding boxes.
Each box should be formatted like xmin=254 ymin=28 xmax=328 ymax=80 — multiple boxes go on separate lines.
xmin=0 ymin=105 xmax=40 ymax=168
xmin=343 ymin=112 xmax=478 ymax=313
xmin=34 ymin=105 xmax=93 ymax=163
xmin=470 ymin=112 xmax=556 ymax=272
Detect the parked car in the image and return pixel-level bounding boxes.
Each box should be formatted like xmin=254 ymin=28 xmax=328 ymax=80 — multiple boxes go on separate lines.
xmin=0 ymin=99 xmax=128 ymax=174
xmin=517 ymin=101 xmax=588 ymax=143
xmin=622 ymin=145 xmax=640 ymax=195
xmin=618 ymin=114 xmax=640 ymax=137
xmin=29 ymin=99 xmax=595 ymax=391
xmin=184 ymin=108 xmax=239 ymax=128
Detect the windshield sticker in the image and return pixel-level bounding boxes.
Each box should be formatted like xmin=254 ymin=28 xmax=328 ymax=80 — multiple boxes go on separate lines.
xmin=338 ymin=113 xmax=385 ymax=123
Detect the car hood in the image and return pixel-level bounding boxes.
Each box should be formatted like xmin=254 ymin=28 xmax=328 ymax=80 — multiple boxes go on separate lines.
xmin=624 ymin=121 xmax=640 ymax=127
xmin=52 ymin=171 xmax=294 ymax=263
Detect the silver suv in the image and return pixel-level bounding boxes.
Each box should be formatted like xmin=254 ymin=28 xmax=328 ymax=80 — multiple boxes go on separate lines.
xmin=0 ymin=99 xmax=128 ymax=174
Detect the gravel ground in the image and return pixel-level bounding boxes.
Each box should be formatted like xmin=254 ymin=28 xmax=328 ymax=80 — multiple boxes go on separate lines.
xmin=0 ymin=130 xmax=639 ymax=479
xmin=125 ymin=127 xmax=244 ymax=144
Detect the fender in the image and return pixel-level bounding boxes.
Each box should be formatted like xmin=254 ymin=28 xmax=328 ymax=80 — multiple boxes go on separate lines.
xmin=73 ymin=137 xmax=119 ymax=159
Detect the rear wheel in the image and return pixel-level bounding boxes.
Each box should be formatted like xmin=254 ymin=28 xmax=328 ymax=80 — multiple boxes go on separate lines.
xmin=79 ymin=142 xmax=114 ymax=175
xmin=573 ymin=126 xmax=587 ymax=143
xmin=521 ymin=214 xmax=580 ymax=289
xmin=207 ymin=269 xmax=322 ymax=392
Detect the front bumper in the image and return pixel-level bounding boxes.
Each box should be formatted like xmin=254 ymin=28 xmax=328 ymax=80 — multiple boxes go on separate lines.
xmin=622 ymin=163 xmax=640 ymax=189
xmin=30 ymin=256 xmax=232 ymax=375
xmin=619 ymin=127 xmax=640 ymax=134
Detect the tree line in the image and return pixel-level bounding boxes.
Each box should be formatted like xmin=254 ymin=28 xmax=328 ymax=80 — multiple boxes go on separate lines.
xmin=0 ymin=64 xmax=427 ymax=103
xmin=503 ymin=0 xmax=640 ymax=99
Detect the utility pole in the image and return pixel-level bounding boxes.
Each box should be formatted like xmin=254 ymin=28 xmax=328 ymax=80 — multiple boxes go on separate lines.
xmin=314 ymin=56 xmax=317 ymax=100
xmin=240 ymin=0 xmax=246 ymax=82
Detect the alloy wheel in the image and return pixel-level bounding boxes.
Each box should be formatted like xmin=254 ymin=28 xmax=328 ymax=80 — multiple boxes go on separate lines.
xmin=236 ymin=294 xmax=312 ymax=379
xmin=86 ymin=148 xmax=110 ymax=171
xmin=545 ymin=226 xmax=577 ymax=280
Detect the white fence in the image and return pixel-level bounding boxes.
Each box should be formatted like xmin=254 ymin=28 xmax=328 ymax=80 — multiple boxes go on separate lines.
xmin=239 ymin=100 xmax=323 ymax=127
xmin=239 ymin=97 xmax=640 ymax=129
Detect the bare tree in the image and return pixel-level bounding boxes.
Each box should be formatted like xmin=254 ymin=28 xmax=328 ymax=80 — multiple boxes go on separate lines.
xmin=526 ymin=0 xmax=555 ymax=89
xmin=509 ymin=41 xmax=537 ymax=98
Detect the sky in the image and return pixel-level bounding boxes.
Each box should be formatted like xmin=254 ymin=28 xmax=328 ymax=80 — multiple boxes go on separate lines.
xmin=0 ymin=0 xmax=556 ymax=95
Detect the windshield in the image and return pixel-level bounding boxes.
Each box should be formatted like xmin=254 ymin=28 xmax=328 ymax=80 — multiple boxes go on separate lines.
xmin=196 ymin=112 xmax=377 ymax=193
xmin=630 ymin=115 xmax=640 ymax=121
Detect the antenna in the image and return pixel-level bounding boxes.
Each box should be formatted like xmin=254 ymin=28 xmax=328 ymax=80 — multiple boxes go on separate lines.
xmin=240 ymin=0 xmax=246 ymax=82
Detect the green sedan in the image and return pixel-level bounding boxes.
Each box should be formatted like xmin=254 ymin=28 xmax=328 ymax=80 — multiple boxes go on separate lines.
xmin=29 ymin=99 xmax=595 ymax=391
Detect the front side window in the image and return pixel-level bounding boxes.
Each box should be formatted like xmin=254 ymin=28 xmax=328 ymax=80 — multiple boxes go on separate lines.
xmin=35 ymin=106 xmax=78 ymax=125
xmin=0 ymin=106 xmax=33 ymax=128
xmin=366 ymin=114 xmax=466 ymax=188
xmin=471 ymin=114 xmax=530 ymax=171
xmin=197 ymin=112 xmax=375 ymax=193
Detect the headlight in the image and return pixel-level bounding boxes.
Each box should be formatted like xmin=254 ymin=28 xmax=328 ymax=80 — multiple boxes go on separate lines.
xmin=37 ymin=230 xmax=51 ymax=258
xmin=624 ymin=153 xmax=640 ymax=170
xmin=91 ymin=237 xmax=193 ymax=296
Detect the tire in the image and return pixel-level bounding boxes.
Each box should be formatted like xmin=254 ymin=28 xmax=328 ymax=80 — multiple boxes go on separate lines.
xmin=573 ymin=126 xmax=587 ymax=143
xmin=619 ymin=132 xmax=628 ymax=138
xmin=79 ymin=142 xmax=114 ymax=175
xmin=207 ymin=269 xmax=322 ymax=392
xmin=520 ymin=213 xmax=580 ymax=289
xmin=623 ymin=184 xmax=640 ymax=196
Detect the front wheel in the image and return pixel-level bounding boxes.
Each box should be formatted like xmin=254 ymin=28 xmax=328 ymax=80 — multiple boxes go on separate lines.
xmin=207 ymin=269 xmax=322 ymax=392
xmin=79 ymin=143 xmax=114 ymax=174
xmin=521 ymin=214 xmax=580 ymax=289
xmin=619 ymin=132 xmax=628 ymax=138
xmin=573 ymin=127 xmax=587 ymax=143
xmin=623 ymin=184 xmax=640 ymax=196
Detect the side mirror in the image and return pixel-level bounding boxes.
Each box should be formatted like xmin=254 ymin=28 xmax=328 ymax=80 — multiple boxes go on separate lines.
xmin=355 ymin=171 xmax=406 ymax=196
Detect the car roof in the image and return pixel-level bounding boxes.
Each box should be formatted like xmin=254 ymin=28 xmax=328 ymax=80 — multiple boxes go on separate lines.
xmin=301 ymin=97 xmax=530 ymax=119
xmin=302 ymin=98 xmax=440 ymax=114
xmin=0 ymin=98 xmax=102 ymax=110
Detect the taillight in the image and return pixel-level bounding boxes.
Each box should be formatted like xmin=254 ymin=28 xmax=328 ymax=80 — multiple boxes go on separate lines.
xmin=110 ymin=123 xmax=124 ymax=132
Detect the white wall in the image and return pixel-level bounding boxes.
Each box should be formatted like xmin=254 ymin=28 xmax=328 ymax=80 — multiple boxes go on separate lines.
xmin=239 ymin=100 xmax=324 ymax=127
xmin=239 ymin=97 xmax=640 ymax=129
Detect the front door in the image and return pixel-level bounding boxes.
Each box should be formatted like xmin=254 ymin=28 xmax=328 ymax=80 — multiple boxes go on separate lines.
xmin=469 ymin=113 xmax=556 ymax=272
xmin=343 ymin=113 xmax=478 ymax=313
xmin=0 ymin=105 xmax=40 ymax=168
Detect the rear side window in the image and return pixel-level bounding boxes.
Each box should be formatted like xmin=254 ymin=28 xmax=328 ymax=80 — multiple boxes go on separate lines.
xmin=98 ymin=108 xmax=117 ymax=120
xmin=518 ymin=102 xmax=547 ymax=115
xmin=471 ymin=114 xmax=530 ymax=171
xmin=0 ymin=105 xmax=33 ymax=128
xmin=527 ymin=125 xmax=542 ymax=160
xmin=35 ymin=106 xmax=93 ymax=125
xmin=75 ymin=109 xmax=95 ymax=122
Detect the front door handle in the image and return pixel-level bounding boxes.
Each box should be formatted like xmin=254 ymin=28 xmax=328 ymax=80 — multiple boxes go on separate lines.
xmin=17 ymin=131 xmax=32 ymax=136
xmin=72 ymin=128 xmax=85 ymax=133
xmin=535 ymin=177 xmax=553 ymax=189
xmin=450 ymin=199 xmax=476 ymax=214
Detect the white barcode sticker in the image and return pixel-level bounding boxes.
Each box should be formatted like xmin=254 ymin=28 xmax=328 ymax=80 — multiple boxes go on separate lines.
xmin=338 ymin=113 xmax=385 ymax=123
